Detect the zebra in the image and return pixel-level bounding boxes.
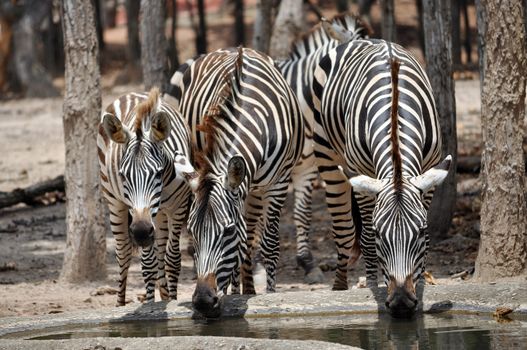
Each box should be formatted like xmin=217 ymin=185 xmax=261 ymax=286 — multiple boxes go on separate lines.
xmin=275 ymin=13 xmax=370 ymax=284
xmin=171 ymin=47 xmax=304 ymax=317
xmin=312 ymin=39 xmax=451 ymax=317
xmin=97 ymin=88 xmax=191 ymax=306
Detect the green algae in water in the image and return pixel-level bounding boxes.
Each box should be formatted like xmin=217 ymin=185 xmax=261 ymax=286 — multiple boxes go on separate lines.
xmin=7 ymin=313 xmax=527 ymax=350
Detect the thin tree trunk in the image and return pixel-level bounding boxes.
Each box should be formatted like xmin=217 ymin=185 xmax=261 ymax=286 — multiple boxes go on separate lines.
xmin=451 ymin=0 xmax=461 ymax=66
xmin=196 ymin=0 xmax=207 ymax=54
xmin=167 ymin=0 xmax=179 ymax=76
xmin=140 ymin=0 xmax=168 ymax=91
xmin=422 ymin=0 xmax=457 ymax=240
xmin=380 ymin=0 xmax=396 ymax=42
xmin=474 ymin=0 xmax=527 ymax=281
xmin=125 ymin=0 xmax=140 ymax=63
xmin=252 ymin=0 xmax=274 ymax=54
xmin=234 ymin=0 xmax=244 ymax=46
xmin=60 ymin=0 xmax=106 ymax=282
xmin=269 ymin=0 xmax=304 ymax=59
xmin=475 ymin=0 xmax=485 ymax=93
xmin=461 ymin=0 xmax=471 ymax=63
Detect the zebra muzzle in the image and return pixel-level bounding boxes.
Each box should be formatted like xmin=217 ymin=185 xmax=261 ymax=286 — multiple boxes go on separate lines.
xmin=386 ymin=275 xmax=418 ymax=318
xmin=192 ymin=273 xmax=221 ymax=318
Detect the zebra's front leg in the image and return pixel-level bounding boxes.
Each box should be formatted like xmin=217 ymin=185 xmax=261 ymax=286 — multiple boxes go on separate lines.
xmin=291 ymin=154 xmax=324 ymax=284
xmin=109 ymin=202 xmax=132 ymax=306
xmin=140 ymin=243 xmax=157 ymax=302
xmin=260 ymin=182 xmax=289 ymax=293
xmin=241 ymin=192 xmax=262 ymax=294
xmin=165 ymin=204 xmax=187 ymax=300
xmin=315 ymin=153 xmax=357 ymax=290
xmin=154 ymin=212 xmax=169 ymax=301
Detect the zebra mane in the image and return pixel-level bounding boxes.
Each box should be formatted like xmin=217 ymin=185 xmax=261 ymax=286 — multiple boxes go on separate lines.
xmin=287 ymin=13 xmax=370 ymax=60
xmin=195 ymin=47 xmax=244 ymax=176
xmin=390 ymin=58 xmax=403 ymax=193
xmin=134 ymin=87 xmax=160 ymax=138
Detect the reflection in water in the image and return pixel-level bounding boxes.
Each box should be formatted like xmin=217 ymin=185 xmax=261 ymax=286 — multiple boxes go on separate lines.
xmin=10 ymin=312 xmax=527 ymax=350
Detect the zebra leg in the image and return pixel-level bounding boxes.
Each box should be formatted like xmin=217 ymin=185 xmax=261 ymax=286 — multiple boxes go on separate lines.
xmin=291 ymin=152 xmax=324 ymax=284
xmin=165 ymin=204 xmax=187 ymax=300
xmin=354 ymin=195 xmax=377 ymax=287
xmin=260 ymin=181 xmax=289 ymax=293
xmin=140 ymin=243 xmax=157 ymax=302
xmin=108 ymin=201 xmax=132 ymax=306
xmin=314 ymin=145 xmax=357 ymax=290
xmin=154 ymin=212 xmax=169 ymax=301
xmin=241 ymin=192 xmax=263 ymax=294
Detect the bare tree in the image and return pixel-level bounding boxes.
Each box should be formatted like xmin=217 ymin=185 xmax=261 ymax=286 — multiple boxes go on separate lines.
xmin=60 ymin=0 xmax=106 ymax=282
xmin=269 ymin=0 xmax=304 ymax=59
xmin=252 ymin=0 xmax=274 ymax=53
xmin=196 ymin=0 xmax=207 ymax=54
xmin=380 ymin=0 xmax=396 ymax=42
xmin=421 ymin=0 xmax=457 ymax=240
xmin=474 ymin=0 xmax=527 ymax=280
xmin=140 ymin=0 xmax=168 ymax=91
xmin=234 ymin=0 xmax=244 ymax=46
xmin=126 ymin=0 xmax=140 ymax=65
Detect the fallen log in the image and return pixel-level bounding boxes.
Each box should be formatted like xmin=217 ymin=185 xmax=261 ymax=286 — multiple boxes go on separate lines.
xmin=0 ymin=175 xmax=64 ymax=209
xmin=457 ymin=156 xmax=481 ymax=174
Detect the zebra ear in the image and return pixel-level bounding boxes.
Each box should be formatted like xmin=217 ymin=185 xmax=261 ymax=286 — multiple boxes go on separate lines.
xmin=349 ymin=175 xmax=384 ymax=197
xmin=102 ymin=112 xmax=131 ymax=144
xmin=174 ymin=155 xmax=199 ymax=192
xmin=321 ymin=17 xmax=354 ymax=43
xmin=410 ymin=155 xmax=452 ymax=193
xmin=150 ymin=111 xmax=171 ymax=143
xmin=226 ymin=156 xmax=246 ymax=191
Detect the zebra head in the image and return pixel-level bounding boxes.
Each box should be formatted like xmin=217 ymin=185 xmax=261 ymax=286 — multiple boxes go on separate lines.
xmin=176 ymin=155 xmax=246 ymax=318
xmin=349 ymin=155 xmax=451 ymax=317
xmin=102 ymin=95 xmax=172 ymax=248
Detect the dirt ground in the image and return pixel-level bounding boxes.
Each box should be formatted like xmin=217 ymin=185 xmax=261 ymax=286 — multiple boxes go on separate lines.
xmin=0 ymin=2 xmax=486 ymax=318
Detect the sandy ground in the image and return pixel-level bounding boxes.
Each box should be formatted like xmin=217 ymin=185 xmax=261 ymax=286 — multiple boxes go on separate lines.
xmin=0 ymin=79 xmax=483 ymax=317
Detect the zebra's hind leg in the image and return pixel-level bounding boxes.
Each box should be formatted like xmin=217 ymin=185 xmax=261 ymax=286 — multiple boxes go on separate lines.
xmin=260 ymin=181 xmax=289 ymax=293
xmin=165 ymin=204 xmax=187 ymax=300
xmin=140 ymin=243 xmax=157 ymax=302
xmin=291 ymin=154 xmax=324 ymax=284
xmin=108 ymin=201 xmax=132 ymax=306
xmin=154 ymin=212 xmax=169 ymax=301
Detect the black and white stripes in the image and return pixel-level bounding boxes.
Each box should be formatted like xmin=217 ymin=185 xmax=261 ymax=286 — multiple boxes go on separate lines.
xmin=97 ymin=89 xmax=191 ymax=306
xmin=170 ymin=47 xmax=303 ymax=317
xmin=313 ymin=39 xmax=450 ymax=316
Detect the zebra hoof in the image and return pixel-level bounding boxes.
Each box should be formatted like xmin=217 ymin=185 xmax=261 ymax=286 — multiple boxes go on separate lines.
xmin=304 ymin=267 xmax=324 ymax=284
xmin=332 ymin=282 xmax=349 ymax=291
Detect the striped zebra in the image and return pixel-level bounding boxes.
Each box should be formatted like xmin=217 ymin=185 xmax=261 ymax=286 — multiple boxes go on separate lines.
xmin=97 ymin=88 xmax=191 ymax=306
xmin=313 ymin=39 xmax=451 ymax=317
xmin=172 ymin=47 xmax=304 ymax=317
xmin=275 ymin=13 xmax=370 ymax=283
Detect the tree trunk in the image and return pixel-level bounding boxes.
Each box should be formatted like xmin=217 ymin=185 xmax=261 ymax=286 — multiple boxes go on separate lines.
xmin=269 ymin=0 xmax=303 ymax=59
xmin=474 ymin=0 xmax=527 ymax=281
xmin=140 ymin=0 xmax=168 ymax=91
xmin=167 ymin=0 xmax=179 ymax=75
xmin=422 ymin=0 xmax=457 ymax=240
xmin=336 ymin=0 xmax=349 ymax=12
xmin=195 ymin=0 xmax=207 ymax=54
xmin=60 ymin=0 xmax=106 ymax=282
xmin=11 ymin=0 xmax=59 ymax=98
xmin=380 ymin=0 xmax=396 ymax=42
xmin=234 ymin=0 xmax=244 ymax=46
xmin=125 ymin=0 xmax=140 ymax=63
xmin=451 ymin=0 xmax=461 ymax=66
xmin=252 ymin=0 xmax=274 ymax=54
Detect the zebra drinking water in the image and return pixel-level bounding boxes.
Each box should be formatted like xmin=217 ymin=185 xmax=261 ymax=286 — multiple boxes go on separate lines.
xmin=97 ymin=88 xmax=191 ymax=306
xmin=275 ymin=13 xmax=370 ymax=284
xmin=172 ymin=47 xmax=304 ymax=317
xmin=313 ymin=39 xmax=451 ymax=317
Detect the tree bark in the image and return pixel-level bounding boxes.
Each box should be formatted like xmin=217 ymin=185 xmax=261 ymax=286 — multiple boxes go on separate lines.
xmin=451 ymin=0 xmax=461 ymax=66
xmin=474 ymin=0 xmax=527 ymax=281
xmin=233 ymin=0 xmax=244 ymax=46
xmin=60 ymin=0 xmax=106 ymax=282
xmin=11 ymin=0 xmax=59 ymax=98
xmin=380 ymin=0 xmax=396 ymax=42
xmin=252 ymin=0 xmax=274 ymax=54
xmin=422 ymin=0 xmax=457 ymax=240
xmin=125 ymin=0 xmax=140 ymax=63
xmin=269 ymin=0 xmax=304 ymax=59
xmin=140 ymin=0 xmax=168 ymax=91
xmin=167 ymin=0 xmax=179 ymax=75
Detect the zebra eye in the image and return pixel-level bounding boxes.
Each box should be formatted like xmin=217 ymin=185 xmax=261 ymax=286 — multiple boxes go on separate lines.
xmin=419 ymin=226 xmax=428 ymax=236
xmin=224 ymin=225 xmax=236 ymax=236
